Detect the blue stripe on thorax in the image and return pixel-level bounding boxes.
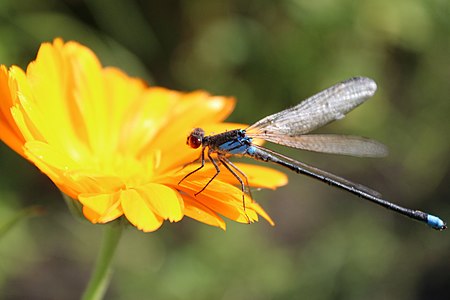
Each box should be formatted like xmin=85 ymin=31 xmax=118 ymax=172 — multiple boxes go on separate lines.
xmin=218 ymin=136 xmax=252 ymax=155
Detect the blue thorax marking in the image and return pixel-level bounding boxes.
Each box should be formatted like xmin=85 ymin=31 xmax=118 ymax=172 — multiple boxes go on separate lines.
xmin=218 ymin=132 xmax=253 ymax=155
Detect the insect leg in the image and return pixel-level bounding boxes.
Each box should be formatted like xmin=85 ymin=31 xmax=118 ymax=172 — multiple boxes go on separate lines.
xmin=178 ymin=146 xmax=206 ymax=185
xmin=220 ymin=157 xmax=253 ymax=200
xmin=219 ymin=156 xmax=252 ymax=223
xmin=194 ymin=149 xmax=221 ymax=196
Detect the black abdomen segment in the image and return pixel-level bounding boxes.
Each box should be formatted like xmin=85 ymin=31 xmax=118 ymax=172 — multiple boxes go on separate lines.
xmin=247 ymin=146 xmax=445 ymax=230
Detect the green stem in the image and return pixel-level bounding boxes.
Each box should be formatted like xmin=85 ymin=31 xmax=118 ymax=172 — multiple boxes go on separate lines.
xmin=81 ymin=221 xmax=123 ymax=300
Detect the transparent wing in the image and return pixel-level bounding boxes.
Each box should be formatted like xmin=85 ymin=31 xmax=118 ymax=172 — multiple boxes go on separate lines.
xmin=248 ymin=134 xmax=388 ymax=157
xmin=246 ymin=77 xmax=377 ymax=136
xmin=250 ymin=144 xmax=383 ymax=198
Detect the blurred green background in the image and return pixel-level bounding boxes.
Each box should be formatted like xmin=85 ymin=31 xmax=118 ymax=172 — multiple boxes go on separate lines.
xmin=1 ymin=0 xmax=449 ymax=299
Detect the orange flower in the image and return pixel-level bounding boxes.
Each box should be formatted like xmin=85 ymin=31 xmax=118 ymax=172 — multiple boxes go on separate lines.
xmin=0 ymin=39 xmax=287 ymax=232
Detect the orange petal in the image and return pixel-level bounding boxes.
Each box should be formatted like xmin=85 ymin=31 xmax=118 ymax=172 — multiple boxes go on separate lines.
xmin=166 ymin=162 xmax=288 ymax=191
xmin=63 ymin=41 xmax=109 ymax=156
xmin=120 ymin=188 xmax=164 ymax=232
xmin=216 ymin=162 xmax=288 ymax=190
xmin=148 ymin=94 xmax=235 ymax=156
xmin=24 ymin=141 xmax=116 ymax=197
xmin=248 ymin=201 xmax=275 ymax=226
xmin=182 ymin=195 xmax=226 ymax=230
xmin=23 ymin=141 xmax=71 ymax=184
xmin=26 ymin=42 xmax=78 ymax=149
xmin=66 ymin=171 xmax=124 ymax=195
xmin=9 ymin=67 xmax=47 ymax=143
xmin=82 ymin=206 xmax=101 ymax=222
xmin=0 ymin=66 xmax=25 ymax=155
xmin=135 ymin=183 xmax=184 ymax=222
xmin=174 ymin=179 xmax=259 ymax=224
xmin=0 ymin=121 xmax=25 ymax=157
xmin=201 ymin=122 xmax=249 ymax=136
xmin=101 ymin=68 xmax=153 ymax=157
xmin=79 ymin=192 xmax=123 ymax=223
xmin=0 ymin=65 xmax=14 ymax=117
xmin=24 ymin=140 xmax=78 ymax=171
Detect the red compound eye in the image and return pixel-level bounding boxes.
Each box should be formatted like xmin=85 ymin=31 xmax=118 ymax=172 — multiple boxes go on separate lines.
xmin=186 ymin=128 xmax=204 ymax=149
xmin=187 ymin=135 xmax=202 ymax=148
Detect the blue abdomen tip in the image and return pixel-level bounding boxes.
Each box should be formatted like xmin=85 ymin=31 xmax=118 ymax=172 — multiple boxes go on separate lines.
xmin=427 ymin=215 xmax=447 ymax=230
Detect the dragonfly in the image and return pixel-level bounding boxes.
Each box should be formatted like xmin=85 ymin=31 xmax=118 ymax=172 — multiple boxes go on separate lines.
xmin=179 ymin=77 xmax=447 ymax=230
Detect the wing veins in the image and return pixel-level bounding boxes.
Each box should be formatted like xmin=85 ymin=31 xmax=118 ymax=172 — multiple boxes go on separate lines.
xmin=246 ymin=77 xmax=377 ymax=136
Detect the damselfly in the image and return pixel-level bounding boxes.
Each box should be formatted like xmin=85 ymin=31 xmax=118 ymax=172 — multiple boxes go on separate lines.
xmin=179 ymin=77 xmax=446 ymax=230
